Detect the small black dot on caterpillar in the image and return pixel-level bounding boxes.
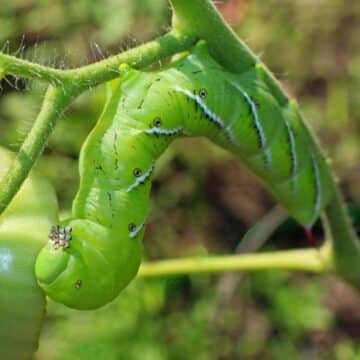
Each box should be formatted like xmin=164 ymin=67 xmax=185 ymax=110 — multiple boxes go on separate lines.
xmin=133 ymin=168 xmax=142 ymax=177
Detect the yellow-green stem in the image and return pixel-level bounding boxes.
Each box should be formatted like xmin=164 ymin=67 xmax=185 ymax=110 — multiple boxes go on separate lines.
xmin=138 ymin=247 xmax=331 ymax=278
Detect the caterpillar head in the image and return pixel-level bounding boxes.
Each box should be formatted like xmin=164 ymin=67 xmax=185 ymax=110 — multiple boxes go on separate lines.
xmin=35 ymin=219 xmax=142 ymax=310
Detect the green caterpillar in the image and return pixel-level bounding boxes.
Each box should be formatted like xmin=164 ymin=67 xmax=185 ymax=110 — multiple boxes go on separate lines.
xmin=35 ymin=42 xmax=332 ymax=310
xmin=0 ymin=147 xmax=58 ymax=359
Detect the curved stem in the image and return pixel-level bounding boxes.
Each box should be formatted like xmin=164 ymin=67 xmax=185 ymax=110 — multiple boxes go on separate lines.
xmin=322 ymin=179 xmax=360 ymax=290
xmin=138 ymin=247 xmax=330 ymax=278
xmin=68 ymin=30 xmax=197 ymax=91
xmin=0 ymin=86 xmax=70 ymax=215
xmin=0 ymin=52 xmax=68 ymax=85
xmin=0 ymin=31 xmax=196 ymax=90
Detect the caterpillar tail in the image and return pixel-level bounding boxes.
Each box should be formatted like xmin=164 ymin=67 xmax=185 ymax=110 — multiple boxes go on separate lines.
xmin=304 ymin=226 xmax=318 ymax=249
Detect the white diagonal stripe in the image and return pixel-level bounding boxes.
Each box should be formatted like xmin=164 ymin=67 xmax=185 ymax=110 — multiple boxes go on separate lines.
xmin=127 ymin=162 xmax=155 ymax=193
xmin=175 ymin=87 xmax=224 ymax=128
xmin=129 ymin=222 xmax=145 ymax=239
xmin=311 ymin=153 xmax=321 ymax=224
xmin=284 ymin=118 xmax=298 ymax=176
xmin=145 ymin=127 xmax=183 ymax=136
xmin=228 ymin=81 xmax=271 ymax=165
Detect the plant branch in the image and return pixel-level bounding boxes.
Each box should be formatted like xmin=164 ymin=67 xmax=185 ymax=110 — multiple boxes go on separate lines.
xmin=67 ymin=30 xmax=197 ymax=91
xmin=0 ymin=31 xmax=197 ymax=217
xmin=138 ymin=247 xmax=330 ymax=278
xmin=0 ymin=52 xmax=68 ymax=85
xmin=0 ymin=85 xmax=71 ymax=215
xmin=322 ymin=180 xmax=360 ymax=290
xmin=0 ymin=31 xmax=197 ymax=91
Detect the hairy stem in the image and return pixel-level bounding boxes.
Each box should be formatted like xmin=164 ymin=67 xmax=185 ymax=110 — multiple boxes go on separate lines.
xmin=0 ymin=52 xmax=68 ymax=85
xmin=0 ymin=86 xmax=70 ymax=214
xmin=0 ymin=31 xmax=197 ymax=217
xmin=67 ymin=31 xmax=197 ymax=91
xmin=0 ymin=31 xmax=196 ymax=90
xmin=138 ymin=247 xmax=330 ymax=278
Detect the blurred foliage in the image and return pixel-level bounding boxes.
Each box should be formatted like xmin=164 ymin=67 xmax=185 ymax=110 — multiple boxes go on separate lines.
xmin=0 ymin=0 xmax=360 ymax=359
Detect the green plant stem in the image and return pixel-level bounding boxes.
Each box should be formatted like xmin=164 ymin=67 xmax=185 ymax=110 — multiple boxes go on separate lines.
xmin=169 ymin=0 xmax=360 ymax=289
xmin=0 ymin=52 xmax=68 ymax=85
xmin=138 ymin=248 xmax=329 ymax=278
xmin=322 ymin=179 xmax=360 ymax=290
xmin=67 ymin=31 xmax=197 ymax=91
xmin=0 ymin=86 xmax=70 ymax=215
xmin=0 ymin=31 xmax=196 ymax=89
xmin=0 ymin=31 xmax=197 ymax=217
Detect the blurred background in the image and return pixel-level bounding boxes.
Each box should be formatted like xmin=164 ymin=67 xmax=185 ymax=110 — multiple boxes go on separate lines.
xmin=0 ymin=1 xmax=360 ymax=359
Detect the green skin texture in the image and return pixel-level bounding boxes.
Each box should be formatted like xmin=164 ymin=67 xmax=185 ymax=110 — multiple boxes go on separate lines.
xmin=35 ymin=42 xmax=333 ymax=310
xmin=0 ymin=148 xmax=58 ymax=359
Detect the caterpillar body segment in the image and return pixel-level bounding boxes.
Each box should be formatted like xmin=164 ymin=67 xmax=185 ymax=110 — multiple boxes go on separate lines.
xmin=35 ymin=42 xmax=332 ymax=309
